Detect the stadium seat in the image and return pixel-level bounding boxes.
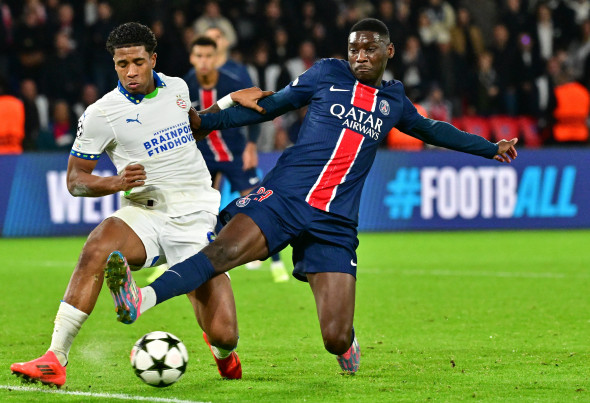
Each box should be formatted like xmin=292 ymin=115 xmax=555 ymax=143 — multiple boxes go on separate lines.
xmin=517 ymin=116 xmax=542 ymax=147
xmin=458 ymin=116 xmax=492 ymax=140
xmin=489 ymin=115 xmax=519 ymax=142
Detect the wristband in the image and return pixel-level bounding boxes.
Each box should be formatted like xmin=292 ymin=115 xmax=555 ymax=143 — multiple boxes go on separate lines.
xmin=217 ymin=94 xmax=237 ymax=110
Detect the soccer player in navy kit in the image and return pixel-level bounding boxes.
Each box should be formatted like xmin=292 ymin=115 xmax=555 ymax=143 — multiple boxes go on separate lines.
xmin=186 ymin=35 xmax=289 ymax=282
xmin=184 ymin=36 xmax=261 ymax=199
xmin=107 ymin=19 xmax=518 ymax=373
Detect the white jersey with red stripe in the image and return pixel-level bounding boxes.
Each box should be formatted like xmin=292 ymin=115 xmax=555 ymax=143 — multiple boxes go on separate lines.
xmin=71 ymin=71 xmax=220 ymax=217
xmin=260 ymin=58 xmax=421 ymax=222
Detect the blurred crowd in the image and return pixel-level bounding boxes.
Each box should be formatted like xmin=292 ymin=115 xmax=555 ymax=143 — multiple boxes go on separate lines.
xmin=0 ymin=0 xmax=589 ymax=154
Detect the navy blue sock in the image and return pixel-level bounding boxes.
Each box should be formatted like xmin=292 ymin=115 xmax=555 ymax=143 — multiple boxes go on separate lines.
xmin=271 ymin=253 xmax=280 ymax=262
xmin=150 ymin=252 xmax=216 ymax=305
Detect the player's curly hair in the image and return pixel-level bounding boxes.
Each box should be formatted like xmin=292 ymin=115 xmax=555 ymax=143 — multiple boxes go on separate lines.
xmin=106 ymin=22 xmax=157 ymax=55
xmin=350 ymin=18 xmax=390 ymax=43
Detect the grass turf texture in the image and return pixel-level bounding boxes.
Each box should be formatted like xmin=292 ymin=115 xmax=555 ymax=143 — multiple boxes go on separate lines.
xmin=0 ymin=230 xmax=588 ymax=402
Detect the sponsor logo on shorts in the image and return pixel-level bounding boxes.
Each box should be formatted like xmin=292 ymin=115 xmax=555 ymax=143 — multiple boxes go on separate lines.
xmin=236 ymin=187 xmax=274 ymax=207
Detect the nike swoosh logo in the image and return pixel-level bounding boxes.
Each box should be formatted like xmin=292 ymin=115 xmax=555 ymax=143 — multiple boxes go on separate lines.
xmin=350 ymin=260 xmax=357 ymax=267
xmin=330 ymin=85 xmax=350 ymax=92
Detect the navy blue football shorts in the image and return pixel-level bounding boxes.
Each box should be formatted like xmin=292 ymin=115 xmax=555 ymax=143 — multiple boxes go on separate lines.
xmin=207 ymin=159 xmax=260 ymax=193
xmin=218 ymin=185 xmax=359 ymax=282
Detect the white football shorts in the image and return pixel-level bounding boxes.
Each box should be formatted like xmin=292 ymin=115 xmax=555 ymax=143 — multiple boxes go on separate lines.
xmin=111 ymin=206 xmax=216 ymax=269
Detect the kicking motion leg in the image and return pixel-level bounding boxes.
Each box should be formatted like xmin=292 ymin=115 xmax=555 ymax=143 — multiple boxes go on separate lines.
xmin=187 ymin=275 xmax=242 ymax=379
xmin=111 ymin=213 xmax=269 ymax=320
xmin=11 ymin=218 xmax=146 ymax=387
xmin=308 ymin=272 xmax=360 ymax=373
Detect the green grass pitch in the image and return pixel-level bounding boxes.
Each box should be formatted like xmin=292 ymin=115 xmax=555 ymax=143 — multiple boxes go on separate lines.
xmin=0 ymin=230 xmax=589 ymax=402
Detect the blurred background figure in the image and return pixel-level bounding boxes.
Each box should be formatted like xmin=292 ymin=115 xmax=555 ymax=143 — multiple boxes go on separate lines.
xmin=0 ymin=75 xmax=24 ymax=154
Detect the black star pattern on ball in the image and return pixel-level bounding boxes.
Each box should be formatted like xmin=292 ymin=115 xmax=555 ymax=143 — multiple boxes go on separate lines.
xmin=161 ymin=333 xmax=183 ymax=351
xmin=146 ymin=353 xmax=173 ymax=377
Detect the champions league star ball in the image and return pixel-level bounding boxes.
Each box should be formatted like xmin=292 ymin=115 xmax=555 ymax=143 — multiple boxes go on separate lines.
xmin=130 ymin=331 xmax=189 ymax=387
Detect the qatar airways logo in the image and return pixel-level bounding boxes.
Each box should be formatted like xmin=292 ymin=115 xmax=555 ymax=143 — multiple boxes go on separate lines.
xmin=329 ymin=104 xmax=383 ymax=140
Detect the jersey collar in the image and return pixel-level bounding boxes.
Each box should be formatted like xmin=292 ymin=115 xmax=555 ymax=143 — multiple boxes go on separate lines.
xmin=118 ymin=71 xmax=166 ymax=104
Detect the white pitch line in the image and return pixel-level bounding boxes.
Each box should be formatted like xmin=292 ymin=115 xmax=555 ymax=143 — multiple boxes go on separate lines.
xmin=0 ymin=384 xmax=209 ymax=403
xmin=398 ymin=269 xmax=567 ymax=279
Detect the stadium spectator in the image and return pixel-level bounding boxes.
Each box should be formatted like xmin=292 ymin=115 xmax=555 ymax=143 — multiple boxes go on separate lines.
xmin=490 ymin=23 xmax=518 ymax=115
xmin=87 ymin=1 xmax=117 ymax=96
xmin=0 ymin=75 xmax=24 ymax=154
xmin=421 ymin=84 xmax=452 ymax=123
xmin=513 ymin=32 xmax=543 ymax=116
xmin=72 ymin=83 xmax=99 ymax=119
xmin=397 ymin=35 xmax=429 ymax=102
xmin=192 ymin=0 xmax=237 ymax=48
xmin=500 ymin=0 xmax=531 ymax=40
xmin=532 ymin=3 xmax=558 ymax=61
xmin=19 ymin=78 xmax=41 ymax=151
xmin=468 ymin=51 xmax=501 ymax=116
xmin=552 ymin=69 xmax=590 ymax=143
xmin=110 ymin=18 xmax=518 ymax=377
xmin=42 ymin=31 xmax=83 ymax=104
xmin=50 ymin=99 xmax=74 ymax=149
xmin=450 ymin=7 xmax=484 ymax=68
xmin=285 ymin=40 xmax=317 ymax=79
xmin=0 ymin=0 xmax=13 ymax=79
xmin=13 ymin=6 xmax=47 ymax=83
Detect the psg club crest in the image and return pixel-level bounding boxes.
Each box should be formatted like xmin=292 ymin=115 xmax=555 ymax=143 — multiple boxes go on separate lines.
xmin=236 ymin=196 xmax=251 ymax=207
xmin=379 ymin=100 xmax=390 ymax=116
xmin=176 ymin=96 xmax=188 ymax=109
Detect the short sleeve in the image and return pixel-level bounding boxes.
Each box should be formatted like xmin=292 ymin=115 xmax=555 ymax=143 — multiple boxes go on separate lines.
xmin=70 ymin=105 xmax=114 ymax=160
xmin=281 ymin=60 xmax=324 ymax=109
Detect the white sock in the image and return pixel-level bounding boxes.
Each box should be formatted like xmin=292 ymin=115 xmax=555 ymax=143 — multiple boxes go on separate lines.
xmin=49 ymin=301 xmax=89 ymax=366
xmin=140 ymin=286 xmax=157 ymax=313
xmin=211 ymin=344 xmax=234 ymax=359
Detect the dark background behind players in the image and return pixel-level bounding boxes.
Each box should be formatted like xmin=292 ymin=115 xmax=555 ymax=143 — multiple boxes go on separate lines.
xmin=0 ymin=0 xmax=588 ymax=153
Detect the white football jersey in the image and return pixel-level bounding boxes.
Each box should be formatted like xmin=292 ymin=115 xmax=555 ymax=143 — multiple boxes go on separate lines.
xmin=71 ymin=72 xmax=220 ymax=217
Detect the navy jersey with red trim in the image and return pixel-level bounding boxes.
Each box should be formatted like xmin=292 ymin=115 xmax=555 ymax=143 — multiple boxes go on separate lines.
xmin=183 ymin=68 xmax=247 ymax=162
xmin=201 ymin=58 xmax=498 ymax=223
xmin=264 ymin=58 xmax=420 ymax=221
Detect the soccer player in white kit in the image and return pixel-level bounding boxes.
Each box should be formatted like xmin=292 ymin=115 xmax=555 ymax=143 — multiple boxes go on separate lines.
xmin=10 ymin=22 xmax=251 ymax=386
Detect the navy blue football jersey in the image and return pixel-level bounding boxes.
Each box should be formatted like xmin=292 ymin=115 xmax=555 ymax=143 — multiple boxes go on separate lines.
xmin=183 ymin=69 xmax=249 ymax=162
xmin=261 ymin=58 xmax=422 ymax=221
xmin=202 ymin=58 xmax=497 ymax=223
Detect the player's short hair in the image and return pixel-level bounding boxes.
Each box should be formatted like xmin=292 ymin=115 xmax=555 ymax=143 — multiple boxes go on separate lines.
xmin=190 ymin=36 xmax=217 ymax=50
xmin=350 ymin=18 xmax=390 ymax=43
xmin=106 ymin=22 xmax=157 ymax=55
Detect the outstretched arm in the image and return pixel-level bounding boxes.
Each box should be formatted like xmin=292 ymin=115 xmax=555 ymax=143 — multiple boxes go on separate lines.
xmin=189 ymin=87 xmax=275 ymax=141
xmin=405 ymin=116 xmax=517 ymax=162
xmin=198 ymin=89 xmax=298 ymax=131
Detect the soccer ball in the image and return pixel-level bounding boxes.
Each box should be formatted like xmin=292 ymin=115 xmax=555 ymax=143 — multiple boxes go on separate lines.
xmin=130 ymin=331 xmax=189 ymax=387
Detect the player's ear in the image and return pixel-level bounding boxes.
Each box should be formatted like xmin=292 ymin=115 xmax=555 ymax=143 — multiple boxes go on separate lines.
xmin=387 ymin=43 xmax=394 ymax=59
xmin=151 ymin=52 xmax=157 ymax=69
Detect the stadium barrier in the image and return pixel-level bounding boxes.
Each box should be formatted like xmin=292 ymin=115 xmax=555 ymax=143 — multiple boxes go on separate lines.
xmin=0 ymin=148 xmax=588 ymax=237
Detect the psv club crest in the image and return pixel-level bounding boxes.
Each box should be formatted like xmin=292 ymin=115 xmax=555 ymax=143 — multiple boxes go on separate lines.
xmin=176 ymin=95 xmax=188 ymax=109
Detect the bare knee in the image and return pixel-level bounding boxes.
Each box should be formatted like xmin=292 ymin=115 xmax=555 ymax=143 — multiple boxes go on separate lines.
xmin=204 ymin=239 xmax=241 ymax=271
xmin=207 ymin=325 xmax=239 ymax=351
xmin=321 ymin=323 xmax=352 ymax=355
xmin=77 ymin=238 xmax=111 ymax=274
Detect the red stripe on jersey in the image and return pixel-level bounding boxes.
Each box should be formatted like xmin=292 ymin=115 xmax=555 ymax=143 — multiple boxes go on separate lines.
xmin=200 ymin=89 xmax=233 ymax=162
xmin=351 ymin=81 xmax=379 ymax=112
xmin=306 ymin=128 xmax=364 ymax=212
